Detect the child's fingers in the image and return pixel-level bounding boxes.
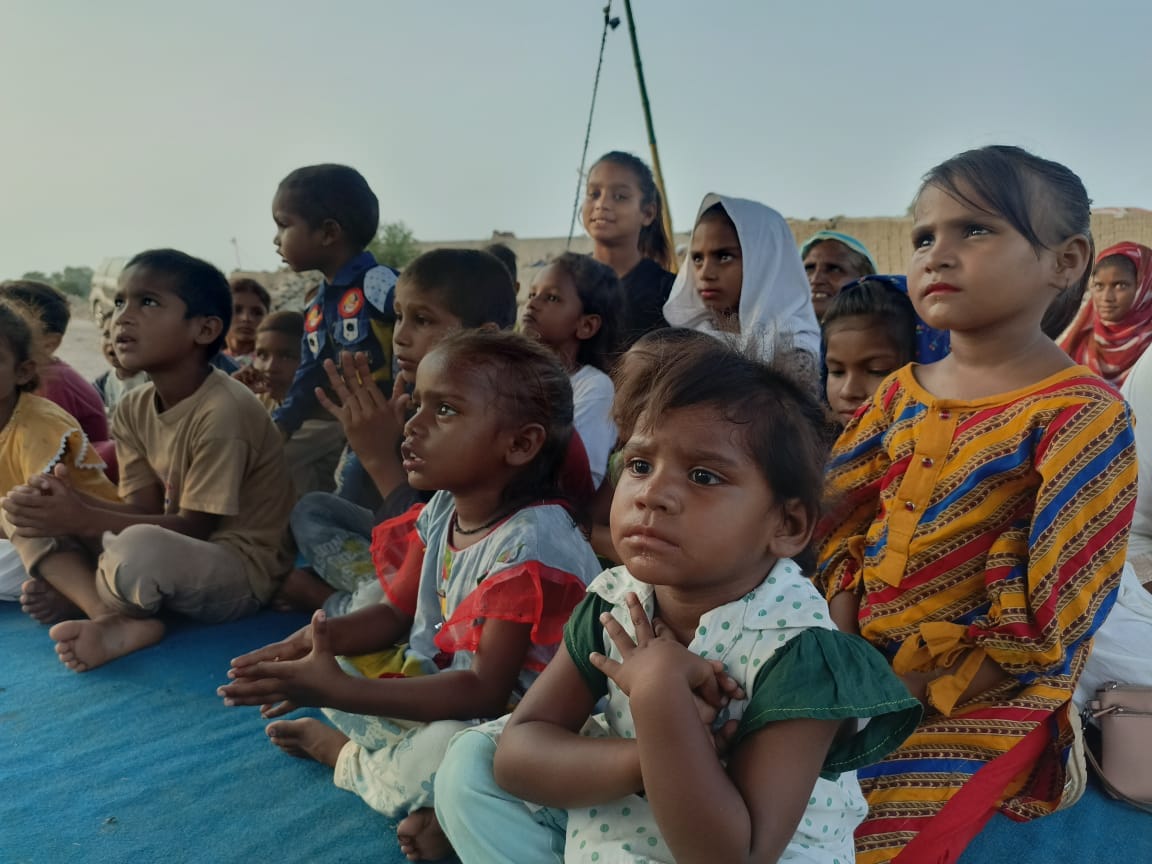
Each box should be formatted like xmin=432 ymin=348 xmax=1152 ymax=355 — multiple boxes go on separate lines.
xmin=623 ymin=592 xmax=655 ymax=644
xmin=314 ymin=386 xmax=345 ymax=421
xmin=217 ymin=678 xmax=290 ymax=707
xmin=588 ymin=651 xmax=624 ymax=680
xmin=260 ymin=699 xmax=299 ymax=719
xmin=321 ymin=357 xmax=353 ymax=402
xmin=599 ymin=611 xmax=638 ymax=657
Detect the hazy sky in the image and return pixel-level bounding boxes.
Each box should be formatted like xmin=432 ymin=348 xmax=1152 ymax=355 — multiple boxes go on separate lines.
xmin=2 ymin=0 xmax=1150 ymax=278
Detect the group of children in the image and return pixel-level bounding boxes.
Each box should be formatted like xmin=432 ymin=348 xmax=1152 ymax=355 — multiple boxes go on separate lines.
xmin=2 ymin=142 xmax=1149 ymax=864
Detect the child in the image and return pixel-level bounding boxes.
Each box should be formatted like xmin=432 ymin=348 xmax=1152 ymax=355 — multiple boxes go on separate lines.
xmin=483 ymin=242 xmax=519 ymax=296
xmin=817 ymin=146 xmax=1138 ymax=862
xmin=520 ymin=251 xmax=620 ymax=487
xmin=0 ymin=299 xmax=118 ymax=611
xmin=218 ymin=330 xmax=603 ymax=861
xmin=2 ymin=249 xmax=295 ymax=671
xmin=92 ymin=312 xmax=147 ymax=412
xmin=822 ymin=275 xmax=950 ymax=425
xmin=1058 ymin=242 xmax=1152 ymax=385
xmin=582 ymin=151 xmax=676 ymax=347
xmin=278 ymin=249 xmax=519 ymax=615
xmin=663 ymin=193 xmax=821 ymax=389
xmin=270 ymin=164 xmax=398 ymax=509
xmin=433 ymin=337 xmax=921 ymax=864
xmin=224 ymin=276 xmax=271 ymax=364
xmin=800 ymin=230 xmax=878 ymax=319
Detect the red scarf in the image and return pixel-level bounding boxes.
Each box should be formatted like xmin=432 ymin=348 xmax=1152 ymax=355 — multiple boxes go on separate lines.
xmin=1059 ymin=241 xmax=1152 ymax=385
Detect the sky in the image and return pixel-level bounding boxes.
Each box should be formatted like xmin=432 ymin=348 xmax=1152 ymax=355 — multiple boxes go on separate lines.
xmin=2 ymin=0 xmax=1150 ymax=278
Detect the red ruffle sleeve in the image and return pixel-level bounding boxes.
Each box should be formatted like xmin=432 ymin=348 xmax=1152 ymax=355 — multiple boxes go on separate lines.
xmin=369 ymin=503 xmax=426 ymax=618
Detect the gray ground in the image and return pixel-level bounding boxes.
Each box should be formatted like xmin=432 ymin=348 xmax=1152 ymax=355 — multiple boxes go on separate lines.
xmin=58 ymin=310 xmax=105 ymax=379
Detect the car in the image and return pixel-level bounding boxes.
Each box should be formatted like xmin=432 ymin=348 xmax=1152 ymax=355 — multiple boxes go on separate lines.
xmin=89 ymin=256 xmax=127 ymax=322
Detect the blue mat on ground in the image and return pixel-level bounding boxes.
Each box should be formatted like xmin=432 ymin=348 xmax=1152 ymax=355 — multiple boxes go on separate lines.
xmin=0 ymin=604 xmax=413 ymax=864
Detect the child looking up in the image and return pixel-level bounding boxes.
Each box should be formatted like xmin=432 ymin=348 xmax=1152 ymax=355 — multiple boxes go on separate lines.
xmin=92 ymin=313 xmax=147 ymax=413
xmin=664 ymin=194 xmax=821 ymax=387
xmin=582 ymin=151 xmax=675 ymax=347
xmin=225 ymin=277 xmax=271 ymax=364
xmin=2 ymin=250 xmax=295 ymax=671
xmin=219 ymin=330 xmax=602 ymax=862
xmin=521 ymin=252 xmax=620 ymax=487
xmin=817 ymin=146 xmax=1137 ymax=862
xmin=800 ymin=230 xmax=878 ymax=319
xmin=270 ymin=164 xmax=398 ymax=509
xmin=434 ymin=337 xmax=920 ymax=864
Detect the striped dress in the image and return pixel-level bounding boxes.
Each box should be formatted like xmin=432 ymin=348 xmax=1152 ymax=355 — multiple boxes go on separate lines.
xmin=817 ymin=365 xmax=1137 ymax=864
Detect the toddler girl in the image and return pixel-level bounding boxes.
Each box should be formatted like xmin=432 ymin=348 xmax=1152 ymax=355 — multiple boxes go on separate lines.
xmin=219 ymin=329 xmax=602 ymax=861
xmin=521 ymin=252 xmax=620 ymax=487
xmin=435 ymin=337 xmax=921 ymax=864
xmin=818 ymin=146 xmax=1138 ymax=862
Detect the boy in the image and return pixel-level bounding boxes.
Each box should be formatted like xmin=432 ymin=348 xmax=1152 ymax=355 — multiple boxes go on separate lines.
xmin=224 ymin=276 xmax=271 ymax=363
xmin=271 ymin=164 xmax=398 ymax=509
xmin=3 ymin=250 xmax=295 ymax=671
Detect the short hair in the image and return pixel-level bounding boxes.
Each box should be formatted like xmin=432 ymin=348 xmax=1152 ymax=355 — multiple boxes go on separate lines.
xmin=483 ymin=243 xmax=518 ymax=282
xmin=611 ymin=327 xmax=715 ymax=441
xmin=820 ymin=278 xmax=917 ymax=365
xmin=124 ymin=249 xmax=233 ymax=356
xmin=591 ymin=152 xmax=674 ymax=271
xmin=0 ymin=279 xmax=70 ymax=335
xmin=257 ymin=309 xmax=304 ymax=341
xmin=0 ymin=298 xmax=49 ymax=391
xmin=544 ymin=252 xmax=621 ymax=372
xmin=277 ymin=164 xmax=379 ymax=251
xmin=229 ymin=277 xmax=271 ymax=312
xmin=400 ymin=249 xmax=517 ymax=329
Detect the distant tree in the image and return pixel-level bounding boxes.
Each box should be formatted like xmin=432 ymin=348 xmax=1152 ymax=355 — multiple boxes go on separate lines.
xmin=20 ymin=266 xmax=93 ymax=298
xmin=369 ymin=221 xmax=420 ymax=270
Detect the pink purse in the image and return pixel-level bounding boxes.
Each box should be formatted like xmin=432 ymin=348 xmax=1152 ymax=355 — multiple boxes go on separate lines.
xmin=1085 ymin=682 xmax=1152 ymax=812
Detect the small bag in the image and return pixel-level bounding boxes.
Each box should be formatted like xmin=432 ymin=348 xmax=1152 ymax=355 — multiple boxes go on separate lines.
xmin=1084 ymin=682 xmax=1152 ymax=812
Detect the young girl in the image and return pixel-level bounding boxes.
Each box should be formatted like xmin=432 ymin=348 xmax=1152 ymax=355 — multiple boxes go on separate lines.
xmin=663 ymin=193 xmax=821 ymax=388
xmin=224 ymin=277 xmax=271 ymax=364
xmin=521 ymin=252 xmax=620 ymax=487
xmin=582 ymin=151 xmax=675 ymax=347
xmin=822 ymin=275 xmax=949 ymax=425
xmin=433 ymin=338 xmax=921 ymax=864
xmin=800 ymin=230 xmax=878 ymax=319
xmin=218 ymin=329 xmax=602 ymax=861
xmin=817 ymin=146 xmax=1139 ymax=863
xmin=1058 ymin=241 xmax=1152 ymax=385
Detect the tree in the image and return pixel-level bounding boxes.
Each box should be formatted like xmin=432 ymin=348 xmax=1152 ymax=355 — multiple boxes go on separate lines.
xmin=20 ymin=266 xmax=93 ymax=298
xmin=368 ymin=221 xmax=420 ymax=270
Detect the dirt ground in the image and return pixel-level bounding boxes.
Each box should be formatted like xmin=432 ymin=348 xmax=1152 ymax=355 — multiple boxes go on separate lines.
xmin=58 ymin=308 xmax=105 ymax=379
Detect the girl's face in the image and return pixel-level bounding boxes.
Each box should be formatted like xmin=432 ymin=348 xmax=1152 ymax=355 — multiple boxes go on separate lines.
xmin=690 ymin=213 xmax=743 ymax=319
xmin=824 ymin=317 xmax=906 ymax=424
xmin=582 ymin=161 xmax=655 ymax=249
xmin=0 ymin=338 xmax=35 ymax=404
xmin=804 ymin=240 xmax=865 ymax=319
xmin=520 ymin=264 xmax=598 ymax=352
xmin=230 ymin=290 xmax=268 ymax=350
xmin=253 ymin=330 xmax=301 ymax=402
xmin=610 ymin=404 xmax=786 ymax=601
xmin=1090 ymin=263 xmax=1138 ymax=324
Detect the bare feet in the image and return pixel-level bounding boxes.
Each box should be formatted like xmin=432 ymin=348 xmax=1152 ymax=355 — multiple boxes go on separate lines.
xmin=265 ymin=718 xmax=348 ymax=766
xmin=397 ymin=808 xmax=453 ymax=862
xmin=270 ymin=567 xmax=335 ymax=613
xmin=49 ymin=614 xmax=166 ymax=672
xmin=19 ymin=578 xmax=82 ymax=625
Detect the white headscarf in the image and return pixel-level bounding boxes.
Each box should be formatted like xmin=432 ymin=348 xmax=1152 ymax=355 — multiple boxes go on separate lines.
xmin=663 ymin=193 xmax=820 ymax=361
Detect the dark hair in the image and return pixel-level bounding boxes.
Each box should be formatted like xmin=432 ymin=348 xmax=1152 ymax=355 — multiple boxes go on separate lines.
xmin=277 ymin=164 xmax=379 ymax=251
xmin=0 ymin=280 xmax=70 ymax=336
xmin=429 ymin=329 xmax=575 ymax=512
xmin=124 ymin=249 xmax=233 ymax=356
xmin=0 ymin=298 xmax=48 ymax=392
xmin=821 ymin=278 xmax=917 ymax=365
xmin=1093 ymin=253 xmax=1138 ymax=279
xmin=400 ymin=249 xmax=517 ymax=329
xmin=697 ymin=202 xmax=737 ymax=234
xmin=803 ymin=238 xmax=877 ymax=280
xmin=229 ymin=277 xmax=271 ymax=312
xmin=257 ymin=309 xmax=304 ymax=341
xmin=611 ymin=327 xmax=714 ymax=441
xmin=591 ymin=152 xmax=673 ymax=271
xmin=483 ymin=243 xmax=518 ymax=282
xmin=917 ymin=145 xmax=1094 ymax=313
xmin=544 ymin=252 xmax=621 ymax=372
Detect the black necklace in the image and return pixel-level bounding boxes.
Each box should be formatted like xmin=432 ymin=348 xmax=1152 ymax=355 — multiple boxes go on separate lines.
xmin=451 ymin=509 xmax=508 ymax=536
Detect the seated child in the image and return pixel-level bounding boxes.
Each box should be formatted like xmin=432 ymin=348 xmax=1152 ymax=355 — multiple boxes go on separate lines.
xmin=270 ymin=163 xmax=398 ymax=510
xmin=0 ymin=299 xmax=118 ymax=610
xmin=224 ymin=276 xmax=271 ymax=365
xmin=2 ymin=249 xmax=295 ymax=671
xmin=434 ymin=336 xmax=921 ymax=864
xmin=278 ymin=248 xmax=519 ymax=615
xmin=218 ymin=330 xmax=603 ymax=861
xmin=800 ymin=230 xmax=877 ymax=319
xmin=92 ymin=312 xmax=148 ymax=413
xmin=817 ymin=146 xmax=1136 ymax=862
xmin=520 ymin=251 xmax=620 ymax=487
xmin=662 ymin=194 xmax=821 ymax=390
xmin=822 ymin=275 xmax=949 ymax=425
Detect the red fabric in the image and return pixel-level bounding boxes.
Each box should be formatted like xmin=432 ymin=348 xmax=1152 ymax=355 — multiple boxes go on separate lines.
xmin=434 ymin=561 xmax=589 ymax=671
xmin=1059 ymin=241 xmax=1152 ymax=385
xmin=369 ymin=503 xmax=426 ymax=617
xmin=38 ymin=360 xmax=110 ymax=444
xmin=560 ymin=431 xmax=594 ymax=512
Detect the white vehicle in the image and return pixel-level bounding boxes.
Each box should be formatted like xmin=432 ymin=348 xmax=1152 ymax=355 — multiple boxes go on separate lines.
xmin=89 ymin=256 xmax=127 ymax=322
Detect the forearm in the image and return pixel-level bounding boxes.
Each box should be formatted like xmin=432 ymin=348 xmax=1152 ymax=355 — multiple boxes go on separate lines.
xmin=828 ymin=591 xmax=860 ymax=636
xmin=77 ymin=502 xmax=213 ymax=540
xmin=326 ymin=667 xmax=513 ymax=722
xmin=494 ymin=720 xmax=643 ymax=808
xmin=326 ymin=604 xmax=410 ymax=656
xmin=359 ymin=451 xmax=407 ymax=501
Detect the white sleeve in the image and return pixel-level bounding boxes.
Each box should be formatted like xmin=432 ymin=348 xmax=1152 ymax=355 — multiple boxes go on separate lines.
xmin=570 ymin=367 xmax=617 ymax=488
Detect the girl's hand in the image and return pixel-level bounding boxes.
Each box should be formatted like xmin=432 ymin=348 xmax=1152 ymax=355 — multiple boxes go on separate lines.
xmin=227 ymin=624 xmax=313 ymax=679
xmin=1 ymin=463 xmax=89 ymax=537
xmin=231 ymin=365 xmax=269 ymax=394
xmin=314 ymin=352 xmax=409 ymax=466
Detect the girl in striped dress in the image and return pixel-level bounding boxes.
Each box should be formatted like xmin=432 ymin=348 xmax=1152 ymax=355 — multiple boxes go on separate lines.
xmin=817 ymin=145 xmax=1139 ymax=863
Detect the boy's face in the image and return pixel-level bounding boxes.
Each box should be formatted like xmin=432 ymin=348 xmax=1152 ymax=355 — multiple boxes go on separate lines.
xmin=253 ymin=329 xmax=301 ymax=402
xmin=391 ymin=278 xmax=466 ymax=378
xmin=111 ymin=266 xmax=218 ymax=374
xmin=100 ymin=321 xmax=124 ymax=371
xmin=272 ymin=190 xmax=330 ymax=273
xmin=690 ymin=213 xmax=743 ymax=318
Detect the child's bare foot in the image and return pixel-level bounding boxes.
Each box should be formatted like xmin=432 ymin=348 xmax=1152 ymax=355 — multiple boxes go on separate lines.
xmin=270 ymin=567 xmax=335 ymax=612
xmin=49 ymin=614 xmax=166 ymax=672
xmin=397 ymin=808 xmax=452 ymax=862
xmin=265 ymin=718 xmax=348 ymax=766
xmin=19 ymin=578 xmax=82 ymax=625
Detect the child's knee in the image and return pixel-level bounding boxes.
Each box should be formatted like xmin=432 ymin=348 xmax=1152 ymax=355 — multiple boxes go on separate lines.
xmin=97 ymin=524 xmax=176 ymax=615
xmin=437 ymin=728 xmax=499 ymax=807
